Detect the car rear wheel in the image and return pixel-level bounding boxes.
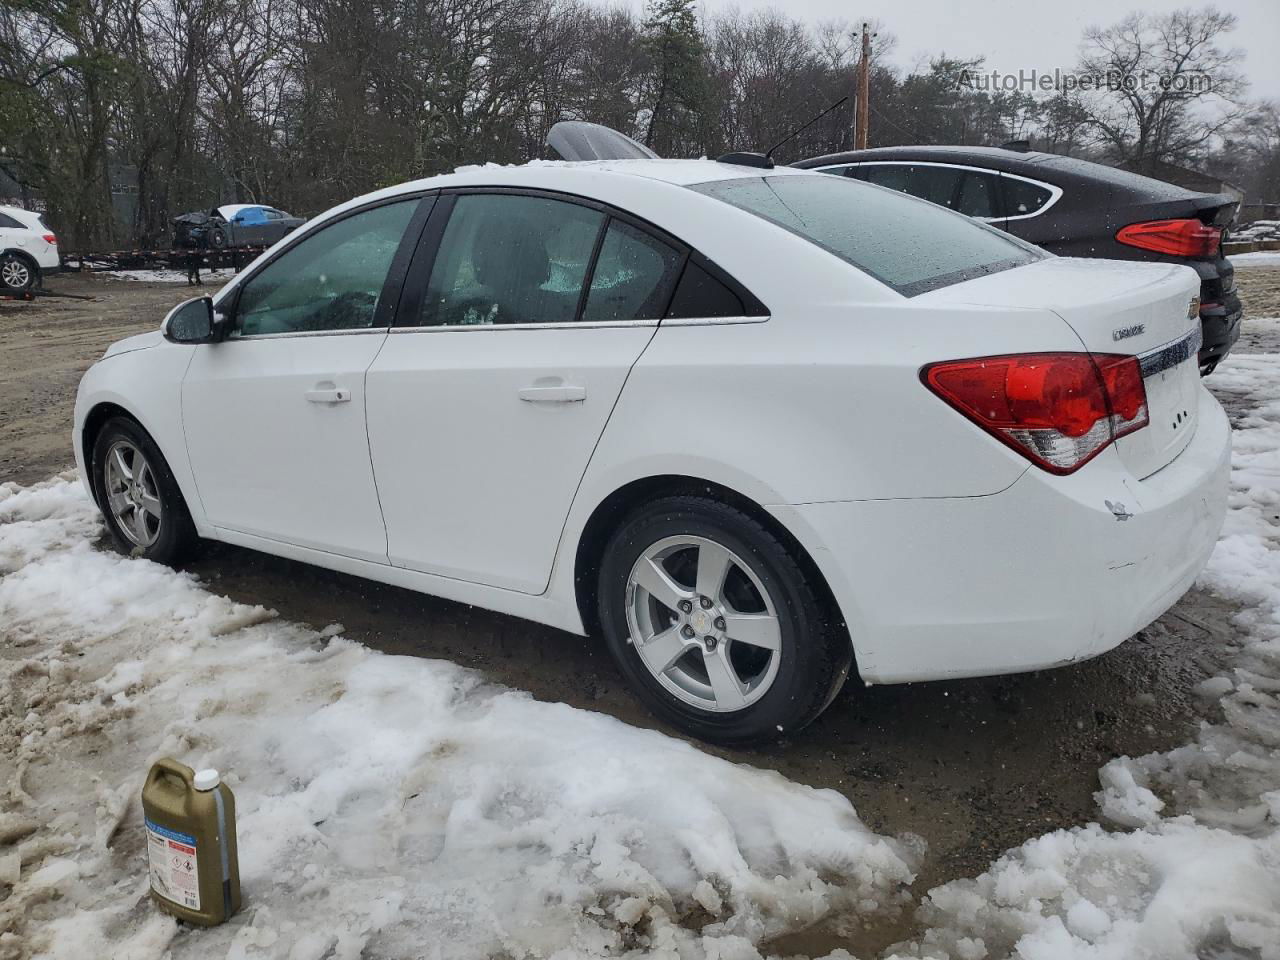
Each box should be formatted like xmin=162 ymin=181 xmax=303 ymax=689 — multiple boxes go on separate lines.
xmin=1 ymin=253 xmax=36 ymax=293
xmin=92 ymin=417 xmax=198 ymax=565
xmin=598 ymin=496 xmax=851 ymax=744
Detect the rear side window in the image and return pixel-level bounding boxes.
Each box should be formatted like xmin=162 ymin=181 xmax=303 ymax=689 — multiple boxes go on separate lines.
xmin=419 ymin=194 xmax=603 ymax=326
xmin=666 ymin=261 xmax=750 ymax=319
xmin=906 ymin=166 xmax=965 ymax=207
xmin=856 ymin=164 xmax=909 ymax=192
xmin=0 ymin=213 xmax=22 ymax=229
xmin=956 ymin=172 xmax=1003 ymax=219
xmin=581 ymin=220 xmax=683 ymax=322
xmin=689 ymin=174 xmax=1044 ymax=297
xmin=1003 ymin=177 xmax=1054 ymax=217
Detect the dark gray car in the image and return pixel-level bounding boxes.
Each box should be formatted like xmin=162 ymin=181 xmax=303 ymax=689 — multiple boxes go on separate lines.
xmin=203 ymin=204 xmax=306 ymax=248
xmin=794 ymin=146 xmax=1242 ymax=374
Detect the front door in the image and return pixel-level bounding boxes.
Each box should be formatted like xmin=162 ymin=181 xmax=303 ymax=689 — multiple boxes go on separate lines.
xmin=182 ymin=197 xmax=425 ymax=561
xmin=366 ymin=191 xmax=686 ymax=593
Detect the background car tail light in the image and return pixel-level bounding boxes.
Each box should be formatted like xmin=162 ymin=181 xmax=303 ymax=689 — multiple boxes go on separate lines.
xmin=43 ymin=233 xmax=57 ymax=245
xmin=1116 ymin=218 xmax=1220 ymax=258
xmin=922 ymin=353 xmax=1149 ymax=474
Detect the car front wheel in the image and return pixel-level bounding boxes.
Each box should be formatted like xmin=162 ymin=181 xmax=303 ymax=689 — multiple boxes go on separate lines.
xmin=598 ymin=496 xmax=851 ymax=744
xmin=92 ymin=417 xmax=198 ymax=564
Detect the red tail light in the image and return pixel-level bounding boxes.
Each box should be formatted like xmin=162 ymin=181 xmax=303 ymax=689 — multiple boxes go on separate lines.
xmin=922 ymin=353 xmax=1149 ymax=474
xmin=42 ymin=233 xmax=57 ymax=245
xmin=1116 ymin=218 xmax=1219 ymax=258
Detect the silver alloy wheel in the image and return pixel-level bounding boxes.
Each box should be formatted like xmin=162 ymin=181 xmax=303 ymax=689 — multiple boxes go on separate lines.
xmin=1 ymin=257 xmax=31 ymax=290
xmin=103 ymin=440 xmax=163 ymax=547
xmin=625 ymin=535 xmax=782 ymax=712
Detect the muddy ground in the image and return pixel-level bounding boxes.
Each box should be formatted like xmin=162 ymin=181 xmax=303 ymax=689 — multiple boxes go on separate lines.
xmin=3 ymin=267 xmax=1278 ymax=953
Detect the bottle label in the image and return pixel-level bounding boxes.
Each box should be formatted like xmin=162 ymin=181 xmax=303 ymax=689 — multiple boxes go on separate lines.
xmin=145 ymin=818 xmax=201 ymax=911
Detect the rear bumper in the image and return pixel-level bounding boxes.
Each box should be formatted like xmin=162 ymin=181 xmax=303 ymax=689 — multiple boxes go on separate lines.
xmin=1198 ymin=293 xmax=1242 ymax=371
xmin=772 ymin=386 xmax=1230 ymax=684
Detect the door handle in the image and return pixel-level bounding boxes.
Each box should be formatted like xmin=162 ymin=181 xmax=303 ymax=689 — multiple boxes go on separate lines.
xmin=305 ymin=387 xmax=351 ymax=404
xmin=518 ymin=384 xmax=586 ymax=403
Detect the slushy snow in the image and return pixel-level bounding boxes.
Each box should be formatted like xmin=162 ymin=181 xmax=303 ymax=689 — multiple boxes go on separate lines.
xmin=1230 ymin=251 xmax=1280 ymax=268
xmin=98 ymin=268 xmax=235 ymax=283
xmin=0 ymin=479 xmax=914 ymax=958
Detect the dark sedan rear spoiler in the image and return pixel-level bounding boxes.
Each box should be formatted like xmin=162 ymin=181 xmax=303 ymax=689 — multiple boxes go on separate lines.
xmin=1191 ymin=194 xmax=1238 ymax=227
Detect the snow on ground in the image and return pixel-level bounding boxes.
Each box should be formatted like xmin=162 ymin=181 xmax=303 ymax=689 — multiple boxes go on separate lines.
xmin=0 ymin=479 xmax=915 ymax=959
xmin=885 ymin=357 xmax=1280 ymax=960
xmin=99 ymin=268 xmax=235 ymax=283
xmin=1230 ymin=251 xmax=1280 ymax=268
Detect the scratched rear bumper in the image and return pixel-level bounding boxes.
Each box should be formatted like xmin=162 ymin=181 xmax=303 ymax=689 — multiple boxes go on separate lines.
xmin=771 ymin=385 xmax=1230 ymax=684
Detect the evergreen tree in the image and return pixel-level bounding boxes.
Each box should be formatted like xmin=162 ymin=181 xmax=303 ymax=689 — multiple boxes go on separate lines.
xmin=641 ymin=0 xmax=705 ymax=156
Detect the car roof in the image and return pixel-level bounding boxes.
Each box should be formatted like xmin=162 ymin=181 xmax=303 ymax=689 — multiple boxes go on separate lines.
xmin=395 ymin=158 xmax=813 ymax=193
xmin=795 ymin=145 xmax=1212 ymax=202
xmin=217 ymin=203 xmax=268 ymax=218
xmin=797 ymin=144 xmax=1059 ymax=170
xmin=0 ymin=205 xmax=42 ymax=226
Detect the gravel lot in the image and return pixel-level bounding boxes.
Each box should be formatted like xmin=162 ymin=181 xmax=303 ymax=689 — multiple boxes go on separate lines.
xmin=3 ymin=266 xmax=1277 ymax=953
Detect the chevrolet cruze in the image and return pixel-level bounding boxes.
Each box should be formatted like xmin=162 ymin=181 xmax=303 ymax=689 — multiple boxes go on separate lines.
xmin=74 ymin=158 xmax=1230 ymax=743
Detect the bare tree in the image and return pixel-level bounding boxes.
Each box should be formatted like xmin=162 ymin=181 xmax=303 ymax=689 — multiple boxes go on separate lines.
xmin=1076 ymin=7 xmax=1247 ymax=172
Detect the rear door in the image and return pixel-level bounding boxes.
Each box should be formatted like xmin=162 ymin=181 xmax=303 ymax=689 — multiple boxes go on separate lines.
xmin=365 ymin=190 xmax=685 ymax=594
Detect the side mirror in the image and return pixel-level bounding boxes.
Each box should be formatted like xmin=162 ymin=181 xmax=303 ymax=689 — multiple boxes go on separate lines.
xmin=162 ymin=296 xmax=223 ymax=343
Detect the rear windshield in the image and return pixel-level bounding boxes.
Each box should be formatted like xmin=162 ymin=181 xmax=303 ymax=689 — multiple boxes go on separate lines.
xmin=688 ymin=174 xmax=1045 ymax=296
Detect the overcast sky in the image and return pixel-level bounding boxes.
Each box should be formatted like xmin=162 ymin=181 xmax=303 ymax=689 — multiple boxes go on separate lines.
xmin=612 ymin=0 xmax=1280 ymax=101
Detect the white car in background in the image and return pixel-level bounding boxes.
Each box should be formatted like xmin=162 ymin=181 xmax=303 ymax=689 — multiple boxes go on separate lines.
xmin=73 ymin=156 xmax=1229 ymax=743
xmin=0 ymin=205 xmax=59 ymax=293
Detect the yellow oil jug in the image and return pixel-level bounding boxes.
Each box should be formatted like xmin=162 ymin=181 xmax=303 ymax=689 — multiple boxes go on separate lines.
xmin=140 ymin=757 xmax=241 ymax=925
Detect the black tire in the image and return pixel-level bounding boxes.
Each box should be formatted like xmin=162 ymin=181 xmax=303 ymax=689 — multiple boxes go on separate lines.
xmin=209 ymin=227 xmax=228 ymax=248
xmin=1 ymin=253 xmax=37 ymax=293
xmin=598 ymin=496 xmax=852 ymax=745
xmin=90 ymin=416 xmax=198 ymax=565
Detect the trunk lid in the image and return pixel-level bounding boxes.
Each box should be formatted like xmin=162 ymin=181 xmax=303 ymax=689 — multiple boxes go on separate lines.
xmin=921 ymin=257 xmax=1203 ymax=479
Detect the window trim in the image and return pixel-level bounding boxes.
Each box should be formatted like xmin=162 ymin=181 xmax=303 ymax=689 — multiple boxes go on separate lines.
xmin=811 ymin=160 xmax=1064 ymax=223
xmin=391 ymin=185 xmax=768 ymax=331
xmin=216 ymin=191 xmax=437 ymax=341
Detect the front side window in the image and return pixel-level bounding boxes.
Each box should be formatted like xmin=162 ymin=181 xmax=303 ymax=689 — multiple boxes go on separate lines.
xmin=232 ymin=199 xmax=418 ymax=336
xmin=419 ymin=194 xmax=603 ymax=327
xmin=690 ymin=174 xmax=1045 ymax=297
xmin=581 ymin=220 xmax=684 ymax=322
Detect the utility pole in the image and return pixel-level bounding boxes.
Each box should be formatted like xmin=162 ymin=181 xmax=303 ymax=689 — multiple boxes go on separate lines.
xmin=854 ymin=23 xmax=873 ymax=150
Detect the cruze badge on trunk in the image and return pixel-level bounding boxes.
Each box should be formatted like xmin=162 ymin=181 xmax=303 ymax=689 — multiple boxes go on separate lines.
xmin=1112 ymin=323 xmax=1146 ymax=342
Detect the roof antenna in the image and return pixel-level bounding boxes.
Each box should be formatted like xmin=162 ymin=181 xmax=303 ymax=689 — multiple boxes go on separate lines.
xmin=718 ymin=96 xmax=850 ymax=170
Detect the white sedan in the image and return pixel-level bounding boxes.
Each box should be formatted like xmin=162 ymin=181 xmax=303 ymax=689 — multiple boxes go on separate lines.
xmin=74 ymin=158 xmax=1229 ymax=742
